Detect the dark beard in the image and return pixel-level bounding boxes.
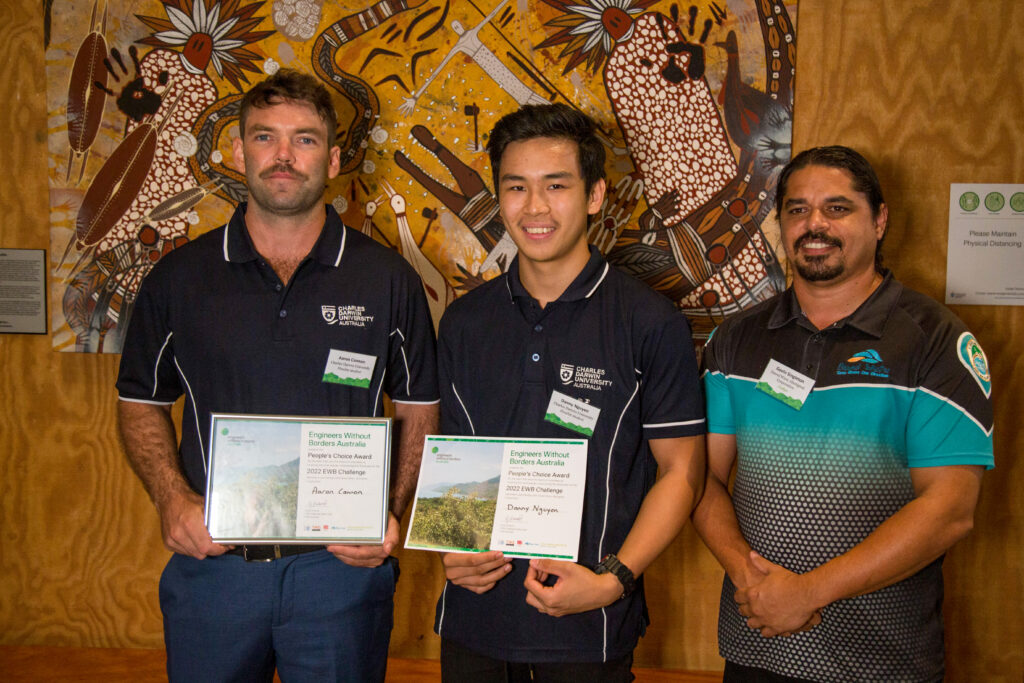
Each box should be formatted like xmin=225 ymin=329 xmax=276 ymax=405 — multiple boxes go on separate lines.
xmin=794 ymin=255 xmax=844 ymax=282
xmin=793 ymin=231 xmax=844 ymax=281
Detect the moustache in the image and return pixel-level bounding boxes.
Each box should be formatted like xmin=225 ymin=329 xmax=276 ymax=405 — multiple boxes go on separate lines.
xmin=260 ymin=164 xmax=306 ymax=180
xmin=795 ymin=231 xmax=843 ymax=250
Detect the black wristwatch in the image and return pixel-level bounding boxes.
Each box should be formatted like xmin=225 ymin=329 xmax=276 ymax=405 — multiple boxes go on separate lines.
xmin=594 ymin=553 xmax=636 ymax=599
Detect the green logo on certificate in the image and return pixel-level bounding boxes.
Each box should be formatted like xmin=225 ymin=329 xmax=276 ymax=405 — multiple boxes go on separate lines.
xmin=959 ymin=192 xmax=979 ymax=211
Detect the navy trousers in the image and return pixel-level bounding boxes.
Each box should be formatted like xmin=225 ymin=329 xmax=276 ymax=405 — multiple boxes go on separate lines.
xmin=159 ymin=550 xmax=397 ymax=682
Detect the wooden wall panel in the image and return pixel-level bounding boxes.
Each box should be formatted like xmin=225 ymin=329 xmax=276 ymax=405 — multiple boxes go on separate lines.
xmin=2 ymin=1 xmax=1020 ymax=681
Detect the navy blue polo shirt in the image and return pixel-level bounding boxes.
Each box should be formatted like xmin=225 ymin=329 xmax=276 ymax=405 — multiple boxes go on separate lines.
xmin=116 ymin=204 xmax=439 ymax=494
xmin=434 ymin=246 xmax=705 ymax=663
xmin=704 ymin=272 xmax=993 ymax=681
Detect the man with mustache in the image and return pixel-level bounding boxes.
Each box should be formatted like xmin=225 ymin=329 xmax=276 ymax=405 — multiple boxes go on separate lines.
xmin=115 ymin=70 xmax=439 ymax=681
xmin=692 ymin=146 xmax=994 ymax=682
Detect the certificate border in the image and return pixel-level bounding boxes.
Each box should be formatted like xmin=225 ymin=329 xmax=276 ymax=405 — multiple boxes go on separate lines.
xmin=405 ymin=435 xmax=587 ymax=560
xmin=205 ymin=413 xmax=391 ymax=545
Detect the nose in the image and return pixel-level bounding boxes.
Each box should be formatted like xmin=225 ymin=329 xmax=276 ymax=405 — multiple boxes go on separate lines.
xmin=808 ymin=207 xmax=830 ymax=230
xmin=525 ymin=188 xmax=548 ymax=215
xmin=274 ymin=139 xmax=294 ymax=164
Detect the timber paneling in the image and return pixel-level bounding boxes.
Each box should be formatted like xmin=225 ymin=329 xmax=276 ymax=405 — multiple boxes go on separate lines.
xmin=1 ymin=1 xmax=1020 ymax=680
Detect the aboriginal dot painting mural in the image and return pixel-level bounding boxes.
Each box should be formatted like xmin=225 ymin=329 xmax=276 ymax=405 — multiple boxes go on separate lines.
xmin=45 ymin=0 xmax=796 ymax=352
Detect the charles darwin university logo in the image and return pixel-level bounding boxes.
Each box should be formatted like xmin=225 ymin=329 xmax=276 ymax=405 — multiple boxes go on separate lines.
xmin=560 ymin=363 xmax=575 ymax=385
xmin=320 ymin=304 xmax=374 ymax=327
xmin=836 ymin=349 xmax=891 ymax=379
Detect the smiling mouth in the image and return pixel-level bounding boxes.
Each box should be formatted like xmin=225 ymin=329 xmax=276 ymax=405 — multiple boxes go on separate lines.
xmin=796 ymin=232 xmax=842 ymax=251
xmin=522 ymin=224 xmax=555 ymax=236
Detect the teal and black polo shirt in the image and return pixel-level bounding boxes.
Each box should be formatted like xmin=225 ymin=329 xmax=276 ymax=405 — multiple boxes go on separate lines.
xmin=116 ymin=204 xmax=439 ymax=495
xmin=704 ymin=271 xmax=994 ymax=682
xmin=434 ymin=246 xmax=706 ymax=663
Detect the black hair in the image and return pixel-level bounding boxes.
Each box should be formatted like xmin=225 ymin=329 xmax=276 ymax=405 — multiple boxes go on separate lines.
xmin=776 ymin=145 xmax=887 ymax=271
xmin=486 ymin=103 xmax=605 ymax=195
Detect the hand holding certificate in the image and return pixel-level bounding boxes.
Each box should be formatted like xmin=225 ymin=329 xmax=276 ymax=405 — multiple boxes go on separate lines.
xmin=205 ymin=414 xmax=391 ymax=545
xmin=405 ymin=436 xmax=588 ymax=561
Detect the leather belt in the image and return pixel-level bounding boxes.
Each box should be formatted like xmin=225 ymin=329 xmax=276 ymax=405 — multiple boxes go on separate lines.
xmin=227 ymin=544 xmax=323 ymax=562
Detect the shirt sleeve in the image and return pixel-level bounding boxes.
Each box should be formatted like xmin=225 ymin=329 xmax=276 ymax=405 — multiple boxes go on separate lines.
xmin=115 ymin=265 xmax=183 ymax=405
xmin=638 ymin=311 xmax=706 ymax=440
xmin=906 ymin=326 xmax=994 ymax=469
xmin=383 ymin=264 xmax=439 ymax=404
xmin=702 ymin=329 xmax=736 ymax=435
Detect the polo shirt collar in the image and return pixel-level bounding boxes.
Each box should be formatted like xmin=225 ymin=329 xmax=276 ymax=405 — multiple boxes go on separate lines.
xmin=222 ymin=202 xmax=348 ymax=268
xmin=767 ymin=270 xmax=900 ymax=338
xmin=505 ymin=245 xmax=610 ymax=304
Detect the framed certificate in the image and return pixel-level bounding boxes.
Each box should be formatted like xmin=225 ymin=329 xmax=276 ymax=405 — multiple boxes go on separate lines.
xmin=204 ymin=413 xmax=391 ymax=545
xmin=405 ymin=435 xmax=588 ymax=561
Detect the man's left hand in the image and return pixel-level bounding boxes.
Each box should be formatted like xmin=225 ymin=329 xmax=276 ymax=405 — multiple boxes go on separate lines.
xmin=327 ymin=513 xmax=398 ymax=567
xmin=523 ymin=558 xmax=623 ymax=617
xmin=734 ymin=551 xmax=822 ymax=637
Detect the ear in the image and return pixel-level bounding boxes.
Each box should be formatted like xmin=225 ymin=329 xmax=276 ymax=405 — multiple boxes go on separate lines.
xmin=327 ymin=145 xmax=342 ymax=180
xmin=231 ymin=134 xmax=246 ymax=174
xmin=587 ymin=178 xmax=606 ymax=215
xmin=874 ymin=203 xmax=888 ymax=241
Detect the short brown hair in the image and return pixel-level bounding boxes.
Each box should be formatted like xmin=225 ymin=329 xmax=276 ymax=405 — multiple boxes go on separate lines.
xmin=239 ymin=69 xmax=338 ymax=148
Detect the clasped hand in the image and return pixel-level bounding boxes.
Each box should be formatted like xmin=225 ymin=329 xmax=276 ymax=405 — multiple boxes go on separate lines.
xmin=733 ymin=551 xmax=822 ymax=637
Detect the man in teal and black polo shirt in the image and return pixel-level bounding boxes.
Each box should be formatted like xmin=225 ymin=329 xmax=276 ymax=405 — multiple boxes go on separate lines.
xmin=432 ymin=104 xmax=706 ymax=681
xmin=116 ymin=70 xmax=439 ymax=682
xmin=693 ymin=146 xmax=994 ymax=682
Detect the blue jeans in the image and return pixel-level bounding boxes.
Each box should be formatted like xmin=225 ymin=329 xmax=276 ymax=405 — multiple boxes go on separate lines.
xmin=159 ymin=550 xmax=397 ymax=682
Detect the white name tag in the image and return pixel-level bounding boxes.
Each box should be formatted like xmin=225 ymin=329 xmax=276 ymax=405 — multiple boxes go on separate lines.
xmin=544 ymin=390 xmax=600 ymax=437
xmin=322 ymin=349 xmax=376 ymax=388
xmin=755 ymin=359 xmax=815 ymax=410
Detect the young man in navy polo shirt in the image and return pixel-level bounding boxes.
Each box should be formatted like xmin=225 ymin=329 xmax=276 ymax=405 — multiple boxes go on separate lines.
xmin=433 ymin=104 xmax=706 ymax=681
xmin=692 ymin=146 xmax=993 ymax=681
xmin=115 ymin=70 xmax=439 ymax=681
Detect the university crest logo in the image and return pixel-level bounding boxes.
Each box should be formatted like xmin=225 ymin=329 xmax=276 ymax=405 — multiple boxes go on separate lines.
xmin=321 ymin=305 xmax=337 ymax=324
xmin=957 ymin=332 xmax=991 ymax=397
xmin=559 ymin=363 xmax=574 ymax=385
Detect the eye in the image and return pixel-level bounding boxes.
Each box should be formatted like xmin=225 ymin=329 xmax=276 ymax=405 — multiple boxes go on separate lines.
xmin=297 ymin=136 xmax=317 ymax=145
xmin=826 ymin=205 xmax=850 ymax=216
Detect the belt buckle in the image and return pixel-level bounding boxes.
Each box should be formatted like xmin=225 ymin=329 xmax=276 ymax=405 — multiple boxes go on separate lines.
xmin=242 ymin=544 xmax=282 ymax=562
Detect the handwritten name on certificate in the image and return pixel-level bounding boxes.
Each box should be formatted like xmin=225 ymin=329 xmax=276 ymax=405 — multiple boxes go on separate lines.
xmin=404 ymin=436 xmax=588 ymax=561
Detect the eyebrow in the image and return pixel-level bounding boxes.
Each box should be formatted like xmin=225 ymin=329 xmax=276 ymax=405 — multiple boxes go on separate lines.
xmin=784 ymin=195 xmax=856 ymax=207
xmin=499 ymin=170 xmax=575 ymax=183
xmin=248 ymin=124 xmax=324 ymax=138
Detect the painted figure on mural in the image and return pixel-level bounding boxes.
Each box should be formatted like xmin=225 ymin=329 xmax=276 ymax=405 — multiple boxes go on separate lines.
xmin=48 ymin=0 xmax=798 ymax=352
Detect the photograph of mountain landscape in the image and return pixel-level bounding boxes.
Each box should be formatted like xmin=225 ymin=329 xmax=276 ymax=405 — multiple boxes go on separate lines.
xmin=406 ymin=439 xmax=503 ymax=552
xmin=206 ymin=416 xmax=303 ymax=540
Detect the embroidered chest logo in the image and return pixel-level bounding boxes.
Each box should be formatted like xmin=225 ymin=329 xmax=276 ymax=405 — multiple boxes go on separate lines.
xmin=321 ymin=305 xmax=374 ymax=327
xmin=836 ymin=349 xmax=891 ymax=379
xmin=558 ymin=363 xmax=613 ymax=392
xmin=957 ymin=332 xmax=991 ymax=397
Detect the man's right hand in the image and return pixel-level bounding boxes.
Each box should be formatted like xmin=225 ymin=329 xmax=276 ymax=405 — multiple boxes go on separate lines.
xmin=441 ymin=551 xmax=512 ymax=594
xmin=157 ymin=490 xmax=230 ymax=560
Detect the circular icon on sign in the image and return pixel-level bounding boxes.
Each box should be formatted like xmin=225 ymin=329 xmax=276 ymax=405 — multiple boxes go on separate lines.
xmin=1010 ymin=192 xmax=1024 ymax=212
xmin=959 ymin=192 xmax=980 ymax=211
xmin=984 ymin=192 xmax=1005 ymax=212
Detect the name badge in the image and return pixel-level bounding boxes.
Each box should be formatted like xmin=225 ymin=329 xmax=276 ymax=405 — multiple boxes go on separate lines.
xmin=544 ymin=390 xmax=600 ymax=437
xmin=755 ymin=359 xmax=815 ymax=410
xmin=322 ymin=349 xmax=376 ymax=388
